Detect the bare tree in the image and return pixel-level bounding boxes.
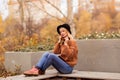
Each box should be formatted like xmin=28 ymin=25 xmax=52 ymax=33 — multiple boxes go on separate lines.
xmin=67 ymin=0 xmax=76 ymax=37
xmin=45 ymin=0 xmax=67 ymax=19
xmin=30 ymin=0 xmax=65 ymax=22
xmin=17 ymin=0 xmax=26 ymax=33
xmin=78 ymin=0 xmax=81 ymax=13
xmin=17 ymin=0 xmax=76 ymax=37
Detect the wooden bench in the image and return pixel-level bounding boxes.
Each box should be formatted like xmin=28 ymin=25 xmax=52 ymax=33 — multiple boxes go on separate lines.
xmin=58 ymin=70 xmax=120 ymax=80
xmin=2 ymin=69 xmax=120 ymax=80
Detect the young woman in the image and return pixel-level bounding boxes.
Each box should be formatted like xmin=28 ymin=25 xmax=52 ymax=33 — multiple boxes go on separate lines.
xmin=23 ymin=23 xmax=78 ymax=76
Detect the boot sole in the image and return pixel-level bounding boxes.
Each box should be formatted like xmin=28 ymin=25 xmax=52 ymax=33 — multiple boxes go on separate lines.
xmin=24 ymin=73 xmax=39 ymax=76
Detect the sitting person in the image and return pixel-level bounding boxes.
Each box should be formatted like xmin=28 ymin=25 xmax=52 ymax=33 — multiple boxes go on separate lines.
xmin=23 ymin=23 xmax=78 ymax=76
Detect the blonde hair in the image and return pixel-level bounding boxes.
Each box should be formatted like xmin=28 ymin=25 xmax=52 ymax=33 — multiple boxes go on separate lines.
xmin=67 ymin=31 xmax=73 ymax=40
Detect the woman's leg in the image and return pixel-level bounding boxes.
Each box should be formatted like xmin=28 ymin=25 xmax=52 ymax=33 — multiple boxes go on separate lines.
xmin=35 ymin=51 xmax=50 ymax=71
xmin=35 ymin=52 xmax=73 ymax=74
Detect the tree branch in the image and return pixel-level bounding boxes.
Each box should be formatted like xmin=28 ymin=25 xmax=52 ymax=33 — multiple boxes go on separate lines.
xmin=44 ymin=0 xmax=67 ymax=19
xmin=31 ymin=1 xmax=65 ymax=22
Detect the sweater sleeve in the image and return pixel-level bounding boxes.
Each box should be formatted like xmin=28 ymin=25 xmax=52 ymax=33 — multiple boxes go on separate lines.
xmin=60 ymin=40 xmax=78 ymax=60
xmin=53 ymin=43 xmax=61 ymax=54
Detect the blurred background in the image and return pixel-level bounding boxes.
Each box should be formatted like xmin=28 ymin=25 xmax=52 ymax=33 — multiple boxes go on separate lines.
xmin=0 ymin=0 xmax=120 ymax=61
xmin=0 ymin=0 xmax=120 ymax=77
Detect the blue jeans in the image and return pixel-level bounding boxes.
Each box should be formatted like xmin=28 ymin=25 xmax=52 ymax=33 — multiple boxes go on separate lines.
xmin=35 ymin=52 xmax=73 ymax=74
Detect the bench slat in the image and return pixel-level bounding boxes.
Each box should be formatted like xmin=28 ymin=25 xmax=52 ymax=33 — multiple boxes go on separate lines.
xmin=2 ymin=70 xmax=58 ymax=80
xmin=58 ymin=71 xmax=120 ymax=80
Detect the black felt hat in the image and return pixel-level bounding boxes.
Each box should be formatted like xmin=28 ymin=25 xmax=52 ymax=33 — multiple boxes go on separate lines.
xmin=57 ymin=24 xmax=72 ymax=34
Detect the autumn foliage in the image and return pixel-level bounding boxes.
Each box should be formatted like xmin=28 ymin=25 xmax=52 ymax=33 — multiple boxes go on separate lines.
xmin=0 ymin=11 xmax=120 ymax=53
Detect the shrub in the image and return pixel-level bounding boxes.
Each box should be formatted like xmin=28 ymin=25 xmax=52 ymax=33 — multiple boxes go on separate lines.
xmin=79 ymin=32 xmax=120 ymax=39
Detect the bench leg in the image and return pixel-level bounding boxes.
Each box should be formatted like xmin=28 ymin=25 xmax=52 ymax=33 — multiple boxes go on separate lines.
xmin=76 ymin=78 xmax=82 ymax=80
xmin=42 ymin=78 xmax=54 ymax=80
xmin=62 ymin=77 xmax=82 ymax=80
xmin=62 ymin=77 xmax=67 ymax=80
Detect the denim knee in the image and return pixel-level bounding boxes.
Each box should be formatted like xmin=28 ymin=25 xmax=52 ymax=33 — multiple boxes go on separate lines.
xmin=47 ymin=53 xmax=56 ymax=60
xmin=42 ymin=51 xmax=50 ymax=57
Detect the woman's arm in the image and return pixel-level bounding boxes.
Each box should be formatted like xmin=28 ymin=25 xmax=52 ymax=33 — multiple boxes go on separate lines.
xmin=53 ymin=43 xmax=61 ymax=54
xmin=60 ymin=40 xmax=78 ymax=59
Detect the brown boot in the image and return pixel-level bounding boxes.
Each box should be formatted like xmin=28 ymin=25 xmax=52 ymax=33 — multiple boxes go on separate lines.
xmin=39 ymin=69 xmax=45 ymax=75
xmin=23 ymin=67 xmax=39 ymax=76
xmin=23 ymin=66 xmax=45 ymax=76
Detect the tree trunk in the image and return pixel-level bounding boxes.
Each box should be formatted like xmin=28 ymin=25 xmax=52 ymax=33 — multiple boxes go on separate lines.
xmin=18 ymin=0 xmax=26 ymax=33
xmin=78 ymin=0 xmax=81 ymax=13
xmin=67 ymin=0 xmax=76 ymax=37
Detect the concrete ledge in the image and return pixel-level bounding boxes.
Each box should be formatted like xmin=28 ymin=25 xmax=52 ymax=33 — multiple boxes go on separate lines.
xmin=4 ymin=51 xmax=45 ymax=72
xmin=75 ymin=39 xmax=120 ymax=73
xmin=4 ymin=39 xmax=120 ymax=73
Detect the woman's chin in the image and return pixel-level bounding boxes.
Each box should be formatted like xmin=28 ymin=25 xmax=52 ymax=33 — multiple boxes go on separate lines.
xmin=61 ymin=34 xmax=68 ymax=38
xmin=61 ymin=35 xmax=64 ymax=38
xmin=62 ymin=36 xmax=67 ymax=38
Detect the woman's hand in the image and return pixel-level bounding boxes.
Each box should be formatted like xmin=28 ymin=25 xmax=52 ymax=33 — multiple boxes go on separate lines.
xmin=58 ymin=36 xmax=62 ymax=43
xmin=64 ymin=37 xmax=69 ymax=45
xmin=58 ymin=36 xmax=65 ymax=45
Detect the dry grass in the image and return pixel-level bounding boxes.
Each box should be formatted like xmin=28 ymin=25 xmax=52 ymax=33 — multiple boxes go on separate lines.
xmin=0 ymin=47 xmax=21 ymax=77
xmin=0 ymin=62 xmax=21 ymax=77
xmin=0 ymin=62 xmax=9 ymax=77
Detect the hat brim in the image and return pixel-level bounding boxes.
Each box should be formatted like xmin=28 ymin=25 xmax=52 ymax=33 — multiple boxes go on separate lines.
xmin=57 ymin=24 xmax=71 ymax=34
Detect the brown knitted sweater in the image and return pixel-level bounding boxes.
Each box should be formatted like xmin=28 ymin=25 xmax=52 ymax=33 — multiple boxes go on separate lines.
xmin=53 ymin=39 xmax=78 ymax=67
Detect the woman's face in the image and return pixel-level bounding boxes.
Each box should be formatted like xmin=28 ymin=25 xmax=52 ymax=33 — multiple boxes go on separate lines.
xmin=59 ymin=28 xmax=68 ymax=38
